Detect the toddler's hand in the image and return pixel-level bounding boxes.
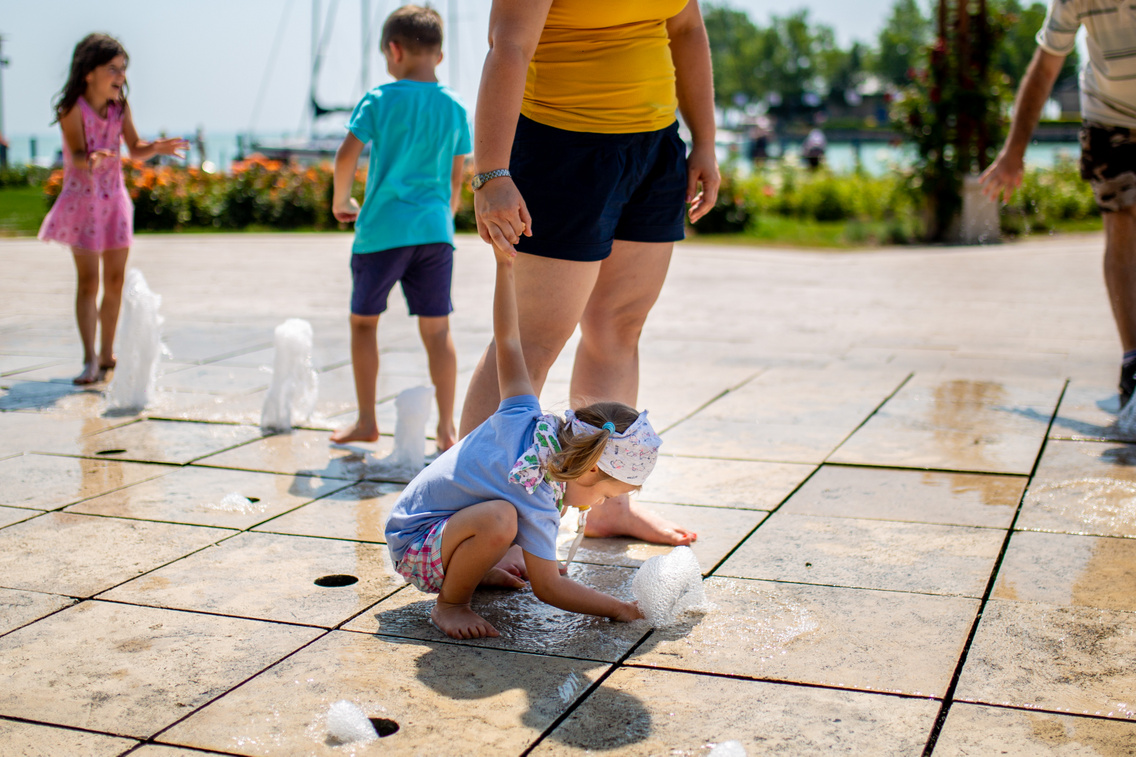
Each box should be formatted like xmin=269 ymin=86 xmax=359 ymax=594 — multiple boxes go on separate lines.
xmin=612 ymin=600 xmax=643 ymax=623
xmin=333 ymin=197 xmax=361 ymax=223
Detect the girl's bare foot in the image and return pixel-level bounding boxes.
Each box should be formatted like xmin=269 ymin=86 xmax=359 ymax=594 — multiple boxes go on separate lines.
xmin=431 ymin=600 xmax=499 ymax=639
xmin=73 ymin=361 xmax=104 ymax=385
xmin=330 ymin=420 xmax=379 ymax=444
xmin=584 ymin=494 xmax=697 ymax=546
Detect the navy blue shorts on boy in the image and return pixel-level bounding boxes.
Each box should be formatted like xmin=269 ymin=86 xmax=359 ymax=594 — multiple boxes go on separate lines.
xmin=350 ymin=242 xmax=454 ymax=317
xmin=510 ymin=115 xmax=688 ymax=262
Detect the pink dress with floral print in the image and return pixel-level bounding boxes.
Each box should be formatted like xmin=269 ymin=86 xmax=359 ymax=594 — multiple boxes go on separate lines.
xmin=38 ymin=97 xmax=134 ymax=253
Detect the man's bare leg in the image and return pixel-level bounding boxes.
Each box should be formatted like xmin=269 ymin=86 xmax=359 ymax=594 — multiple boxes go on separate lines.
xmin=572 ymin=240 xmax=696 ymax=546
xmin=1104 ymin=206 xmax=1136 ymax=352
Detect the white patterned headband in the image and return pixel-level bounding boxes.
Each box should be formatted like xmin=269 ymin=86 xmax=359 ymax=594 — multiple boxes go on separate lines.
xmin=565 ymin=409 xmax=662 ymax=486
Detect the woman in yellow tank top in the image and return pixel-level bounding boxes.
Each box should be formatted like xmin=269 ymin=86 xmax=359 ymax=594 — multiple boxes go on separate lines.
xmin=459 ymin=0 xmax=719 ymax=546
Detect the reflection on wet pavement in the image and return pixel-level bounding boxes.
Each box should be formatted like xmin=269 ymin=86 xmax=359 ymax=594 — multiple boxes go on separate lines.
xmin=2 ymin=232 xmax=1135 ymax=753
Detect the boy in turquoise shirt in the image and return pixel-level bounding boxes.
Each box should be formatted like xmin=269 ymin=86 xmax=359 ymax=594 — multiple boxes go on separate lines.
xmin=330 ymin=5 xmax=471 ymax=450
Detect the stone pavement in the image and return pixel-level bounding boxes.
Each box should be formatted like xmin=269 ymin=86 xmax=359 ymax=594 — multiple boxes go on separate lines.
xmin=2 ymin=231 xmax=1136 ymax=755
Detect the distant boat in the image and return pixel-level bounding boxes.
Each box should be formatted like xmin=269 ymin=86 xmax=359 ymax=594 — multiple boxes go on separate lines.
xmin=246 ymin=0 xmax=464 ymax=163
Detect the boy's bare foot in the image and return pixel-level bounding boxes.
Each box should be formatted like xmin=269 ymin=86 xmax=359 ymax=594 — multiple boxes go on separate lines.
xmin=330 ymin=420 xmax=380 ymax=444
xmin=436 ymin=422 xmax=457 ymax=452
xmin=584 ymin=494 xmax=697 ymax=546
xmin=98 ymin=355 xmax=117 ymax=371
xmin=431 ymin=600 xmax=499 ymax=639
xmin=73 ymin=361 xmax=104 ymax=385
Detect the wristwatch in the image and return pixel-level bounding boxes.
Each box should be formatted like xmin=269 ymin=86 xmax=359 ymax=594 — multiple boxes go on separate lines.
xmin=471 ymin=168 xmax=511 ymax=191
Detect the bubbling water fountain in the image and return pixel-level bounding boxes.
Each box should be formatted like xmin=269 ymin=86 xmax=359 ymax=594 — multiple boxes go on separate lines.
xmin=106 ymin=269 xmax=164 ymax=414
xmin=325 ymin=700 xmax=377 ymax=745
xmin=368 ymin=385 xmax=433 ymax=482
xmin=632 ymin=546 xmax=712 ymax=627
xmin=260 ymin=319 xmax=318 ymax=432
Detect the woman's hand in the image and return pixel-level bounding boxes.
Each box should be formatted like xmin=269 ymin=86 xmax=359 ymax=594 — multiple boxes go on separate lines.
xmin=685 ymin=142 xmax=720 ymax=223
xmin=474 ymin=177 xmax=532 ymax=255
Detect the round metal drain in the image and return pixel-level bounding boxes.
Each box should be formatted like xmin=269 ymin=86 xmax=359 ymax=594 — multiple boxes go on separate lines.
xmin=314 ymin=574 xmax=359 ymax=587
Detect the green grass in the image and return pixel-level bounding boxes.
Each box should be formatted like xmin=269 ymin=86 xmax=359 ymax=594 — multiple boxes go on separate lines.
xmin=0 ymin=186 xmax=49 ymax=236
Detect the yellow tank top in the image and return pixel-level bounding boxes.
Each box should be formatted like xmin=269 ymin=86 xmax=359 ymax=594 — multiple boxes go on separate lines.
xmin=522 ymin=0 xmax=689 ymax=134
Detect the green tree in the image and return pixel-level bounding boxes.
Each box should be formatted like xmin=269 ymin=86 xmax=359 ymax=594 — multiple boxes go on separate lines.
xmin=876 ymin=0 xmax=933 ymax=86
xmin=703 ymin=6 xmax=764 ymax=107
xmin=993 ymin=0 xmax=1079 ymax=84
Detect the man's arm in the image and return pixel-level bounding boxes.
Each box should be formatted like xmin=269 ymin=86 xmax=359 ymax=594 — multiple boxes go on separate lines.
xmin=979 ymin=48 xmax=1066 ymax=202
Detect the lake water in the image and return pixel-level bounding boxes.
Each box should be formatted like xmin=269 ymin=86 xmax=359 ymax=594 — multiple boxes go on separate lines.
xmin=6 ymin=130 xmax=1082 ymax=177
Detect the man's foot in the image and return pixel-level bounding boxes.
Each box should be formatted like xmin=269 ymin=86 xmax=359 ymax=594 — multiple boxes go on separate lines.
xmin=431 ymin=600 xmax=499 ymax=639
xmin=584 ymin=494 xmax=697 ymax=546
xmin=73 ymin=361 xmax=104 ymax=385
xmin=330 ymin=420 xmax=380 ymax=444
xmin=1120 ymin=358 xmax=1136 ymax=408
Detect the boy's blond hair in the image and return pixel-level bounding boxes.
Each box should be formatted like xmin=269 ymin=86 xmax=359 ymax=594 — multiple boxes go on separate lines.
xmin=381 ymin=5 xmax=443 ymax=54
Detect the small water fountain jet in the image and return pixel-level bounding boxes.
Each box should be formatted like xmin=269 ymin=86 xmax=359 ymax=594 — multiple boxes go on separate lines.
xmin=367 ymin=385 xmax=433 ymax=482
xmin=260 ymin=319 xmax=318 ymax=433
xmin=106 ymin=268 xmax=164 ymax=414
xmin=632 ymin=546 xmax=711 ymax=627
xmin=325 ymin=700 xmax=377 ymax=745
xmin=1116 ymin=400 xmax=1136 ymax=440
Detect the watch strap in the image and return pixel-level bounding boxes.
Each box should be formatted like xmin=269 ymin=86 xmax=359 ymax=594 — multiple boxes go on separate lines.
xmin=472 ymin=168 xmax=511 ymax=190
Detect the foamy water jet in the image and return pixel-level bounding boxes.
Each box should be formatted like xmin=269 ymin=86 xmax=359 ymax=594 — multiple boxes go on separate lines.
xmin=260 ymin=319 xmax=318 ymax=432
xmin=325 ymin=700 xmax=377 ymax=745
xmin=367 ymin=385 xmax=433 ymax=482
xmin=106 ymin=269 xmax=164 ymax=413
xmin=632 ymin=546 xmax=712 ymax=627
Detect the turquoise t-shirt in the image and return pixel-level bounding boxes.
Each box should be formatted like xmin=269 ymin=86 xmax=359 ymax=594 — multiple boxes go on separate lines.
xmin=347 ymin=80 xmax=472 ymax=254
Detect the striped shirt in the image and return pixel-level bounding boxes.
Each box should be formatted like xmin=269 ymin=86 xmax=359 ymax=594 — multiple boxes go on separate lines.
xmin=1038 ymin=0 xmax=1136 ymax=127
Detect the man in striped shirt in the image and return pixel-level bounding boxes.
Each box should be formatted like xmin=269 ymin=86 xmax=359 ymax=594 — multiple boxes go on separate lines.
xmin=982 ymin=0 xmax=1136 ymax=407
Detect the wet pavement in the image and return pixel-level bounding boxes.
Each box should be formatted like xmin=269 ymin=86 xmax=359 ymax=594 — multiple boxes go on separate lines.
xmin=2 ymin=231 xmax=1136 ymax=755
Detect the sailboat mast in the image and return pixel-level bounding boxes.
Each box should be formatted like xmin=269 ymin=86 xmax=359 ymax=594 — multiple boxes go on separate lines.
xmin=310 ymin=0 xmax=320 ymax=129
xmin=361 ymin=0 xmax=371 ymax=94
xmin=448 ymin=0 xmax=458 ymax=90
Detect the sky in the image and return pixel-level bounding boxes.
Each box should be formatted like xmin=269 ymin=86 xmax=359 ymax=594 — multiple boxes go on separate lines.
xmin=1 ymin=0 xmax=908 ymax=143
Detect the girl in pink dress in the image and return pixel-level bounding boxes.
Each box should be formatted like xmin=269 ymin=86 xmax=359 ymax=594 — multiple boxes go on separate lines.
xmin=38 ymin=33 xmax=187 ymax=384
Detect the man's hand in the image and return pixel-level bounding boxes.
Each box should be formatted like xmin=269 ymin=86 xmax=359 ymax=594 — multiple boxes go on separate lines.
xmin=979 ymin=150 xmax=1025 ymax=204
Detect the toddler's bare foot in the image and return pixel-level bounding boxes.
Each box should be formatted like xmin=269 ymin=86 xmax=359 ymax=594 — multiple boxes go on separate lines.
xmin=436 ymin=421 xmax=457 ymax=452
xmin=479 ymin=567 xmax=525 ymax=589
xmin=585 ymin=494 xmax=697 ymax=546
xmin=431 ymin=600 xmax=499 ymax=639
xmin=330 ymin=420 xmax=379 ymax=444
xmin=73 ymin=361 xmax=104 ymax=385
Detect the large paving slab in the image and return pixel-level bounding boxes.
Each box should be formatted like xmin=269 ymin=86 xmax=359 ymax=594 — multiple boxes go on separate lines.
xmin=1017 ymin=439 xmax=1136 ymax=537
xmin=0 ymin=600 xmax=320 ymax=738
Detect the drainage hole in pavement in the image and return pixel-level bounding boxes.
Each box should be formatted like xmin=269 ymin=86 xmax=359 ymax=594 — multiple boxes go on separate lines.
xmin=314 ymin=574 xmax=359 ymax=587
xmin=370 ymin=718 xmax=399 ymax=737
xmin=246 ymin=496 xmax=261 ymax=503
xmin=96 ymin=449 xmax=127 ymax=455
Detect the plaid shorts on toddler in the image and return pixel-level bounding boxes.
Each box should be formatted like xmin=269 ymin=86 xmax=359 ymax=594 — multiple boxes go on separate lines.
xmin=394 ymin=518 xmax=448 ymax=593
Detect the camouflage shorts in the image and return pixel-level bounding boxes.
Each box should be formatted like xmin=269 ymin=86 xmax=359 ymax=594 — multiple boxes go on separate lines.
xmin=1080 ymin=121 xmax=1136 ymax=212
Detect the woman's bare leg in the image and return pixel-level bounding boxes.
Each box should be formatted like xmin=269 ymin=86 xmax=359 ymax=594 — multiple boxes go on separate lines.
xmin=458 ymin=254 xmax=601 ymax=437
xmin=71 ymin=249 xmax=102 ymax=384
xmin=573 ymin=240 xmax=696 ymax=546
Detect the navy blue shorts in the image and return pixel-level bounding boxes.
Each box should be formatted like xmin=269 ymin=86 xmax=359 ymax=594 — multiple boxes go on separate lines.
xmin=350 ymin=242 xmax=453 ymax=317
xmin=510 ymin=116 xmax=688 ymax=261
